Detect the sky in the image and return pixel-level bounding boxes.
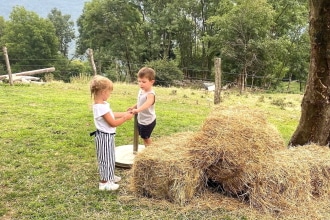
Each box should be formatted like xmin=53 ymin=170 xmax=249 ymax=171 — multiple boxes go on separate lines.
xmin=0 ymin=0 xmax=90 ymax=57
xmin=0 ymin=0 xmax=88 ymax=21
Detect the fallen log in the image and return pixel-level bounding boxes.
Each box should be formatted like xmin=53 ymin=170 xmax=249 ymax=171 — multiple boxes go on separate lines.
xmin=13 ymin=76 xmax=40 ymax=82
xmin=0 ymin=67 xmax=55 ymax=80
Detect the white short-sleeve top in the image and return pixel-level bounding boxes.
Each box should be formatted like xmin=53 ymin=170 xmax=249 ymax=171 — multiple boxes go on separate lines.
xmin=92 ymin=101 xmax=116 ymax=134
xmin=137 ymin=89 xmax=156 ymax=125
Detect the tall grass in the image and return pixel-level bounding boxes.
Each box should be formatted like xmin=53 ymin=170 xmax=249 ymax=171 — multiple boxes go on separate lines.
xmin=0 ymin=82 xmax=301 ymax=219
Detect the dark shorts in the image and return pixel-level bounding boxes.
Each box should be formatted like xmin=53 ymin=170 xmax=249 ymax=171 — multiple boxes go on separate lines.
xmin=138 ymin=119 xmax=156 ymax=139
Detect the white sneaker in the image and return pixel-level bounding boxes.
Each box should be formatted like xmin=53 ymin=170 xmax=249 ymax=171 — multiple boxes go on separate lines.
xmin=99 ymin=181 xmax=119 ymax=191
xmin=114 ymin=175 xmax=121 ymax=183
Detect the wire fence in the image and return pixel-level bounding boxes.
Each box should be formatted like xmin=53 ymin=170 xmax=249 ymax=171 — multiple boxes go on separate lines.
xmin=0 ymin=56 xmax=306 ymax=93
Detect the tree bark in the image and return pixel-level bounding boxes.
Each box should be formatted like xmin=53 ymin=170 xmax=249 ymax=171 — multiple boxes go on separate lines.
xmin=289 ymin=0 xmax=330 ymax=146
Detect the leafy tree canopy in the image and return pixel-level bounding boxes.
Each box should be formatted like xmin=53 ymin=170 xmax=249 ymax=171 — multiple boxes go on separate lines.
xmin=48 ymin=8 xmax=75 ymax=58
xmin=1 ymin=6 xmax=59 ymax=72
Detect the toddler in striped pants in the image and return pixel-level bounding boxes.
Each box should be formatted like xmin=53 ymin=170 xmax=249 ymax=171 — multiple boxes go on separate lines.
xmin=90 ymin=75 xmax=133 ymax=190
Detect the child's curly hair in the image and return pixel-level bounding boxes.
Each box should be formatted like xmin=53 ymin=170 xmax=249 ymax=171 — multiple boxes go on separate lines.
xmin=90 ymin=75 xmax=113 ymax=99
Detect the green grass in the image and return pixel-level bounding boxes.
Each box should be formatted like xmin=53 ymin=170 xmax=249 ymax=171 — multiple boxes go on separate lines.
xmin=0 ymin=82 xmax=302 ymax=219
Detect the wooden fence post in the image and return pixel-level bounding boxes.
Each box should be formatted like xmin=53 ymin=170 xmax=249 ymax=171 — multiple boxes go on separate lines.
xmin=214 ymin=57 xmax=222 ymax=104
xmin=2 ymin=47 xmax=13 ymax=86
xmin=133 ymin=114 xmax=139 ymax=154
xmin=88 ymin=48 xmax=97 ymax=76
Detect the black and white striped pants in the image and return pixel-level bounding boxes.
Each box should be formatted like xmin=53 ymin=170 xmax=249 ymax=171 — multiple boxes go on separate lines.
xmin=93 ymin=131 xmax=116 ymax=182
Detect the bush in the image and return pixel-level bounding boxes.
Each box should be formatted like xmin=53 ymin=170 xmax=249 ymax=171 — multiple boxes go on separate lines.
xmin=145 ymin=59 xmax=184 ymax=87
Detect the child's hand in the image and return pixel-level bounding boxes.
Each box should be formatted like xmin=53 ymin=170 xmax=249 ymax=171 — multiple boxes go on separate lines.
xmin=125 ymin=112 xmax=134 ymax=120
xmin=131 ymin=109 xmax=138 ymax=114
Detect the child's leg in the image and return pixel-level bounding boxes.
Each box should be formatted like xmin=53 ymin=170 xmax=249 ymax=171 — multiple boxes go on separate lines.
xmin=138 ymin=120 xmax=156 ymax=147
xmin=143 ymin=138 xmax=152 ymax=146
xmin=108 ymin=134 xmax=116 ymax=182
xmin=95 ymin=132 xmax=115 ymax=182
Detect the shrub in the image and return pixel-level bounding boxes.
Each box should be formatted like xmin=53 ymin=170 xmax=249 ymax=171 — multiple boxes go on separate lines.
xmin=145 ymin=59 xmax=184 ymax=87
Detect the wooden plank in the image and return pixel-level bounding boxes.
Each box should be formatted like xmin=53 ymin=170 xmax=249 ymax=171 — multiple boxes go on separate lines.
xmin=0 ymin=67 xmax=55 ymax=80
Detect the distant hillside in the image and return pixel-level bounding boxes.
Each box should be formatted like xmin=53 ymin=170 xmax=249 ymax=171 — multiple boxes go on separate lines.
xmin=0 ymin=0 xmax=89 ymax=57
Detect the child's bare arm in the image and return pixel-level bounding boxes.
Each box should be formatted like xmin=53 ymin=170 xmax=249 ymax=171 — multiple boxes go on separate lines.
xmin=114 ymin=111 xmax=131 ymax=118
xmin=132 ymin=93 xmax=155 ymax=114
xmin=127 ymin=104 xmax=137 ymax=111
xmin=102 ymin=112 xmax=133 ymax=127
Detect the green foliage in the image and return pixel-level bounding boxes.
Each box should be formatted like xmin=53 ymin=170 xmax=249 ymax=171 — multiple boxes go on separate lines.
xmin=70 ymin=73 xmax=92 ymax=84
xmin=0 ymin=16 xmax=5 ymax=38
xmin=268 ymin=0 xmax=308 ymax=37
xmin=0 ymin=82 xmax=307 ymax=219
xmin=208 ymin=0 xmax=276 ymax=84
xmin=77 ymin=0 xmax=310 ymax=83
xmin=51 ymin=57 xmax=91 ymax=82
xmin=0 ymin=0 xmax=310 ymax=88
xmin=205 ymin=0 xmax=309 ymax=89
xmin=44 ymin=73 xmax=55 ymax=82
xmin=271 ymin=98 xmax=289 ymax=109
xmin=258 ymin=95 xmax=265 ymax=102
xmin=144 ymin=59 xmax=184 ymax=87
xmin=77 ymin=0 xmax=143 ymax=80
xmin=136 ymin=0 xmax=184 ymax=61
xmin=1 ymin=6 xmax=59 ymax=72
xmin=48 ymin=8 xmax=75 ymax=58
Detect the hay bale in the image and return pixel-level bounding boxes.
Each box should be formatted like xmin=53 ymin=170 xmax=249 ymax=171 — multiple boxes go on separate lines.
xmin=247 ymin=144 xmax=330 ymax=215
xmin=307 ymin=147 xmax=330 ymax=199
xmin=186 ymin=106 xmax=286 ymax=194
xmin=248 ymin=152 xmax=312 ymax=214
xmin=129 ymin=105 xmax=330 ymax=217
xmin=129 ymin=132 xmax=204 ymax=205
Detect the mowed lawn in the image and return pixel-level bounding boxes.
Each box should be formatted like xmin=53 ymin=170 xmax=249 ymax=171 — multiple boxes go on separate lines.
xmin=0 ymin=81 xmax=302 ymax=219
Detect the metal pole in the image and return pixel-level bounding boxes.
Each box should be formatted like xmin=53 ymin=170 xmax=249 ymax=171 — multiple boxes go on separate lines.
xmin=133 ymin=114 xmax=139 ymax=154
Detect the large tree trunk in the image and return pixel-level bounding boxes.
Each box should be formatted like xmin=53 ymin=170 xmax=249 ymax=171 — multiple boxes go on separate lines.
xmin=289 ymin=0 xmax=330 ymax=146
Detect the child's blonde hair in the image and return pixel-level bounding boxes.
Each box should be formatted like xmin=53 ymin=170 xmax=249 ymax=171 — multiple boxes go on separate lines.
xmin=137 ymin=67 xmax=156 ymax=81
xmin=90 ymin=75 xmax=113 ymax=99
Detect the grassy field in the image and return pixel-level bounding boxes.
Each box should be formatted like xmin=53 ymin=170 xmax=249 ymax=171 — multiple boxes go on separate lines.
xmin=0 ymin=81 xmax=303 ymax=219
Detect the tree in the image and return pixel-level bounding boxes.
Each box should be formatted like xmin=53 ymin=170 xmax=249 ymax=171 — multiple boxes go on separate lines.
xmin=0 ymin=16 xmax=6 ymax=74
xmin=267 ymin=0 xmax=309 ymax=90
xmin=75 ymin=0 xmax=310 ymax=85
xmin=289 ymin=0 xmax=330 ymax=146
xmin=145 ymin=59 xmax=184 ymax=87
xmin=207 ymin=0 xmax=275 ymax=92
xmin=48 ymin=8 xmax=75 ymax=58
xmin=77 ymin=0 xmax=142 ymax=80
xmin=0 ymin=16 xmax=5 ymax=38
xmin=1 ymin=6 xmax=59 ymax=72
